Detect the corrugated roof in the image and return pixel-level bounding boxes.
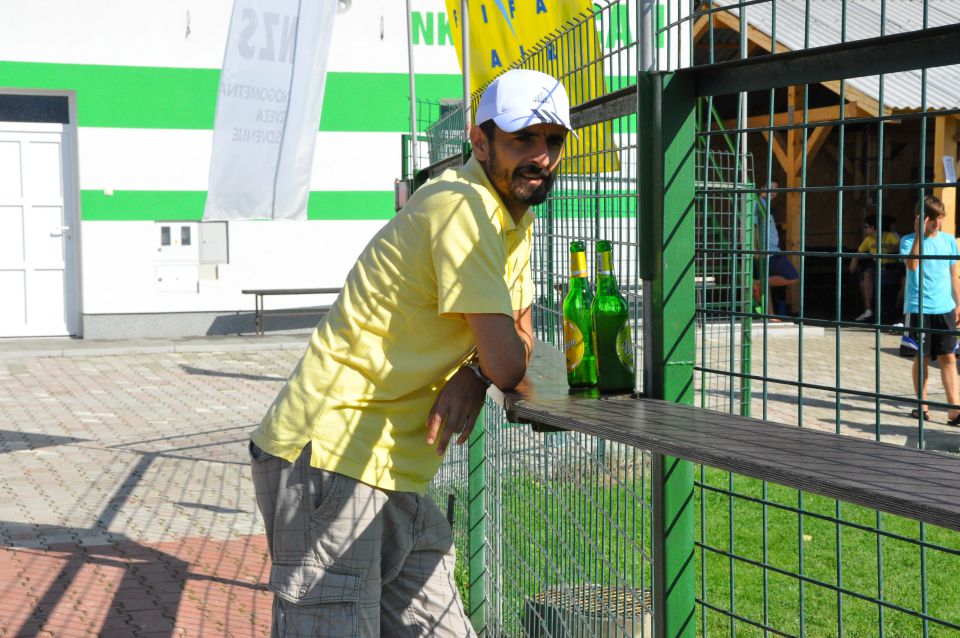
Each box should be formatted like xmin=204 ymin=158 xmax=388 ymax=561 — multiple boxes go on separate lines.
xmin=711 ymin=0 xmax=960 ymax=111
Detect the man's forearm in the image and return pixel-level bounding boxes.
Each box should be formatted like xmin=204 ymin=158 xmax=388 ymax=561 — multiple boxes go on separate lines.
xmin=514 ymin=305 xmax=534 ymax=365
xmin=517 ymin=325 xmax=533 ymax=364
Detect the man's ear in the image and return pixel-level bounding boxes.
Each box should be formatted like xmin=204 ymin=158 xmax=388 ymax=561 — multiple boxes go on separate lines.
xmin=469 ymin=124 xmax=489 ymax=161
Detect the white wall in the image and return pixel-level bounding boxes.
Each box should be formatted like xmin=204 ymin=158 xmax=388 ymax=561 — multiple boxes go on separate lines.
xmin=80 ymin=220 xmax=386 ymax=313
xmin=77 ymin=129 xmax=402 ymax=192
xmin=0 ymin=0 xmax=459 ymax=74
xmin=0 ymin=0 xmax=461 ymax=328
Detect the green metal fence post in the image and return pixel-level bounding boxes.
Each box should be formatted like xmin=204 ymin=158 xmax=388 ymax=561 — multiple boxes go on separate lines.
xmin=742 ymin=189 xmax=756 ymax=417
xmin=641 ymin=69 xmax=697 ymax=638
xmin=467 ymin=406 xmax=486 ymax=634
xmin=401 ymin=133 xmax=410 ymax=180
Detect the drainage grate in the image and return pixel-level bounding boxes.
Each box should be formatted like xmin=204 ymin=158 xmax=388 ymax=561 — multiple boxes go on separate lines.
xmin=522 ymin=585 xmax=652 ymax=637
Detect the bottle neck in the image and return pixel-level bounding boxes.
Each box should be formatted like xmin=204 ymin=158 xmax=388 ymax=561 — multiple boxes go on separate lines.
xmin=570 ymin=251 xmax=588 ymax=288
xmin=596 ymin=250 xmax=618 ymax=293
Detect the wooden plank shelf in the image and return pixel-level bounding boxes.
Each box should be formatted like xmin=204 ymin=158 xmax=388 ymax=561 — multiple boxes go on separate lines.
xmin=489 ymin=342 xmax=960 ymax=532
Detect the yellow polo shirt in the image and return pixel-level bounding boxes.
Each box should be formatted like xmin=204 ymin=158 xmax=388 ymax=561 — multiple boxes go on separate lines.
xmin=857 ymin=231 xmax=900 ymax=266
xmin=251 ymin=156 xmax=534 ymax=493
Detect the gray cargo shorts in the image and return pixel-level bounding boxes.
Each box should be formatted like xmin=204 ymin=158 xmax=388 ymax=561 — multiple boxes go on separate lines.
xmin=249 ymin=440 xmax=475 ymax=638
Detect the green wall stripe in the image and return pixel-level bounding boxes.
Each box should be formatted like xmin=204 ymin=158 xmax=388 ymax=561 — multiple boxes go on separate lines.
xmin=307 ymin=191 xmax=394 ymax=220
xmin=81 ymin=191 xmax=207 ymax=221
xmin=0 ymin=61 xmax=461 ymax=132
xmin=322 ymin=74 xmax=460 ymax=133
xmin=0 ymin=61 xmax=637 ymax=132
xmin=81 ymin=190 xmax=394 ymax=221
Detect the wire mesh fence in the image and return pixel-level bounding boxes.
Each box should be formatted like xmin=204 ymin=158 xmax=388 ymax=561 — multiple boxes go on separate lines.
xmin=428 ymin=404 xmax=655 ymax=637
xmin=423 ymin=98 xmax=467 ymax=166
xmin=692 ymin=0 xmax=960 ymax=439
xmin=421 ymin=1 xmax=960 ymax=635
xmin=696 ymin=148 xmax=756 ymax=416
xmin=688 ymin=1 xmax=960 ymax=636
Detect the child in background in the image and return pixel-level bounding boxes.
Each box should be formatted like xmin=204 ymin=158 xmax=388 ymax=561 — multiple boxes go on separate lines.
xmin=849 ymin=214 xmax=901 ymax=322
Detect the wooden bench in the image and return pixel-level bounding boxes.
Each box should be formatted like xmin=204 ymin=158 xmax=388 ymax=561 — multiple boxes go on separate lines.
xmin=490 ymin=342 xmax=960 ymax=532
xmin=241 ymin=288 xmax=341 ymax=335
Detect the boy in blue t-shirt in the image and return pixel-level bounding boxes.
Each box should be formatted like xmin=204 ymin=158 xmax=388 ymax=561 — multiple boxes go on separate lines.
xmin=901 ymin=195 xmax=960 ymax=424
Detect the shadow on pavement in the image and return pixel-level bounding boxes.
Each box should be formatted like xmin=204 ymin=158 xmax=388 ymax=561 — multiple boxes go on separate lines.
xmin=0 ymin=452 xmax=271 ymax=636
xmin=710 ymin=390 xmax=960 ymax=453
xmin=0 ymin=429 xmax=87 ymax=454
xmin=179 ymin=364 xmax=287 ymax=383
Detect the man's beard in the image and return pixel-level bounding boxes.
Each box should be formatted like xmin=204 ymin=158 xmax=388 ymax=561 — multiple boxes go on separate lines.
xmin=483 ymin=145 xmax=557 ymax=209
xmin=510 ymin=164 xmax=557 ymax=206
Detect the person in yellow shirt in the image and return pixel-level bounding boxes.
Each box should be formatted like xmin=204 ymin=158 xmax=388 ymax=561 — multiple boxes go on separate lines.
xmin=848 ymin=214 xmax=901 ymax=322
xmin=248 ymin=69 xmax=573 ymax=637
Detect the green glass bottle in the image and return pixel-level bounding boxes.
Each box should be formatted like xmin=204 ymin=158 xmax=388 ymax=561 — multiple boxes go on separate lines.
xmin=563 ymin=241 xmax=598 ymax=387
xmin=591 ymin=240 xmax=635 ymax=393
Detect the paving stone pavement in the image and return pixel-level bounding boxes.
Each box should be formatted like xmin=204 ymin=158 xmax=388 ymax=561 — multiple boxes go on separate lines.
xmin=2 ymin=326 xmax=959 ymax=637
xmin=700 ymin=324 xmax=960 ymax=453
xmin=0 ymin=344 xmax=305 ymax=637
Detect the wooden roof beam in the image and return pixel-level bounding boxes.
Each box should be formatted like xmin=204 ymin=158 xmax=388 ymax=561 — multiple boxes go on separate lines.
xmin=692 ymin=12 xmax=714 ymax=42
xmin=711 ymin=7 xmax=775 ymax=55
xmin=803 ymin=125 xmax=834 ymax=171
xmin=761 ymin=130 xmax=791 ymax=176
xmin=722 ymin=102 xmax=871 ymax=131
xmin=820 ymin=80 xmax=884 ymax=117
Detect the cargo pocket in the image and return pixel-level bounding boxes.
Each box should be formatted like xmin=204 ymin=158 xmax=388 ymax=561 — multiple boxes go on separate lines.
xmin=269 ymin=563 xmax=361 ymax=637
xmin=248 ymin=440 xmax=274 ymax=463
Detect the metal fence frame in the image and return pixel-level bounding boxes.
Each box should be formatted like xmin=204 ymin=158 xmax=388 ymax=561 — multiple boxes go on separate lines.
xmin=418 ymin=2 xmax=960 ymax=636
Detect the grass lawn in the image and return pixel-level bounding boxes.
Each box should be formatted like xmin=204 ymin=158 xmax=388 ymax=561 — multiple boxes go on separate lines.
xmin=699 ymin=468 xmax=960 ymax=637
xmin=437 ymin=465 xmax=960 ymax=637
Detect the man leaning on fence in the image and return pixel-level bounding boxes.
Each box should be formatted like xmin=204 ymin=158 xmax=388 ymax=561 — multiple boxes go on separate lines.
xmin=900 ymin=195 xmax=960 ymax=425
xmin=248 ymin=69 xmax=573 ymax=637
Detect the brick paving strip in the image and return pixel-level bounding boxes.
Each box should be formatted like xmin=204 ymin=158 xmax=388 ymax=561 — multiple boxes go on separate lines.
xmin=0 ymin=348 xmax=303 ymax=637
xmin=0 ymin=536 xmax=270 ymax=637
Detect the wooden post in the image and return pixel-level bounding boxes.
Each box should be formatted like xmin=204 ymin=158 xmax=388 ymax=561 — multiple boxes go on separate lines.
xmin=780 ymin=87 xmax=837 ymax=313
xmin=784 ymin=86 xmax=803 ymax=312
xmin=933 ymin=115 xmax=958 ymax=236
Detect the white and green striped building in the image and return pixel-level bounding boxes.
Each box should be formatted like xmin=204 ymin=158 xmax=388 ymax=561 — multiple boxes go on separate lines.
xmin=0 ymin=0 xmax=461 ymax=338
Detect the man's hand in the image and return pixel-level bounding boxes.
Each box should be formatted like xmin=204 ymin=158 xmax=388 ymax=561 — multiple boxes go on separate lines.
xmin=428 ymin=309 xmax=530 ymax=456
xmin=425 ymin=366 xmax=489 ymax=455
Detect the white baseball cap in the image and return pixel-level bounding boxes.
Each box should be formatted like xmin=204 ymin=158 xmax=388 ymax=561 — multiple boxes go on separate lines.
xmin=475 ymin=69 xmax=577 ymax=138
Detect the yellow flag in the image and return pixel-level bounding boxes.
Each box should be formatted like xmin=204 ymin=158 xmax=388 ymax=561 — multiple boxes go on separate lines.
xmin=444 ymin=0 xmax=618 ymax=173
xmin=444 ymin=0 xmax=591 ymax=94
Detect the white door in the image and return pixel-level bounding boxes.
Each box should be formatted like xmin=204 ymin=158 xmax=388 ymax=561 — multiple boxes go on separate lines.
xmin=0 ymin=122 xmax=79 ymax=336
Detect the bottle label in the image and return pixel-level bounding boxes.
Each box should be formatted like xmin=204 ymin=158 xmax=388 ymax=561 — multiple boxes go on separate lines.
xmin=564 ymin=320 xmax=585 ymax=372
xmin=597 ymin=250 xmax=613 ymax=275
xmin=570 ymin=251 xmax=588 ymax=278
xmin=616 ymin=322 xmax=634 ymax=370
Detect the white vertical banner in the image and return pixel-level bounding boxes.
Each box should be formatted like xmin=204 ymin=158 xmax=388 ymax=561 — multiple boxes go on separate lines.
xmin=204 ymin=0 xmax=337 ymax=221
